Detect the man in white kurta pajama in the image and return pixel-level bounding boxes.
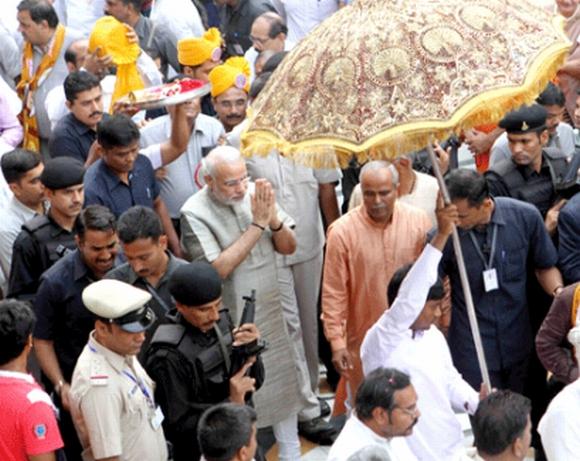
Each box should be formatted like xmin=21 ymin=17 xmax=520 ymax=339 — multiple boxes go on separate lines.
xmin=361 ymin=204 xmax=481 ymax=461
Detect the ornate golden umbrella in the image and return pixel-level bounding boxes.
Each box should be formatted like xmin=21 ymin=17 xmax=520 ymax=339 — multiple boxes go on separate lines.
xmin=241 ymin=0 xmax=571 ymax=390
xmin=241 ymin=0 xmax=570 ymax=168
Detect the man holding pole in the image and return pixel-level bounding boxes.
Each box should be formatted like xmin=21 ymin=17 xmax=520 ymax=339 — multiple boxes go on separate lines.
xmin=439 ymin=169 xmax=563 ymax=392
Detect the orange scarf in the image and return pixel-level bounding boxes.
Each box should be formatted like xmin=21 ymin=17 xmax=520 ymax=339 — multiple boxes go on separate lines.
xmin=17 ymin=25 xmax=66 ymax=152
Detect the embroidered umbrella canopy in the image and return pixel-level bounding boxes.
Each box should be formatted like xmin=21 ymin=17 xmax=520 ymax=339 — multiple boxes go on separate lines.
xmin=241 ymin=0 xmax=571 ymax=390
xmin=241 ymin=0 xmax=570 ymax=168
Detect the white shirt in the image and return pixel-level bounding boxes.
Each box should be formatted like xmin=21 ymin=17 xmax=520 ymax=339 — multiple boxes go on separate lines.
xmin=490 ymin=122 xmax=576 ymax=166
xmin=139 ymin=113 xmax=224 ymax=218
xmin=398 ymin=172 xmax=439 ymax=226
xmin=0 ymin=197 xmax=40 ymax=295
xmin=244 ymin=40 xmax=294 ymax=82
xmin=274 ymin=0 xmax=340 ymax=44
xmin=151 ymin=0 xmax=205 ymax=40
xmin=52 ymin=0 xmax=106 ymax=37
xmin=361 ymin=244 xmax=479 ymax=461
xmin=328 ymin=414 xmax=417 ymax=461
xmin=539 ymin=379 xmax=580 ymax=461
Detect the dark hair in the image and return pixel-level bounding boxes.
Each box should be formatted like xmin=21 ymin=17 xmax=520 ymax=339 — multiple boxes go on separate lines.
xmin=249 ymin=71 xmax=272 ymax=99
xmin=262 ymin=51 xmax=288 ymax=74
xmin=64 ymin=43 xmax=79 ymax=66
xmin=387 ymin=263 xmax=444 ymax=306
xmin=473 ymin=390 xmax=531 ymax=456
xmin=75 ymin=205 xmax=117 ymax=239
xmin=1 ymin=149 xmax=42 ymax=184
xmin=355 ymin=367 xmax=411 ymax=420
xmin=64 ymin=71 xmax=101 ymax=103
xmin=445 ymin=169 xmax=489 ymax=207
xmin=117 ymin=206 xmax=163 ymax=244
xmin=536 ymin=82 xmax=565 ymax=107
xmin=198 ymin=403 xmax=257 ymax=461
xmin=17 ymin=0 xmax=59 ymax=28
xmin=120 ymin=0 xmax=143 ymax=10
xmin=0 ymin=299 xmax=36 ymax=365
xmin=97 ymin=115 xmax=140 ymax=149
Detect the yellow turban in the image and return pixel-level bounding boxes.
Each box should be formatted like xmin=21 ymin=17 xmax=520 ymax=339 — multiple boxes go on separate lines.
xmin=89 ymin=16 xmax=144 ymax=111
xmin=178 ymin=28 xmax=223 ymax=67
xmin=208 ymin=57 xmax=251 ymax=98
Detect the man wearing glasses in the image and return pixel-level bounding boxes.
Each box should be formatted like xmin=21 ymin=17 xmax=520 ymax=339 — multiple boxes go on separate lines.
xmin=328 ymin=368 xmax=419 ymax=461
xmin=180 ymin=145 xmax=308 ymax=459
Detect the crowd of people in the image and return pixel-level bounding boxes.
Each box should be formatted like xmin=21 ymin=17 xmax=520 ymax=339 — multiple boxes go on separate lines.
xmin=2 ymin=0 xmax=580 ymax=461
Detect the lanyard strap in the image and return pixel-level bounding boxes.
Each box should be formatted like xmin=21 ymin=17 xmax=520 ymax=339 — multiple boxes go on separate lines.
xmin=122 ymin=369 xmax=154 ymax=407
xmin=468 ymin=224 xmax=498 ymax=270
xmin=88 ymin=342 xmax=154 ymax=407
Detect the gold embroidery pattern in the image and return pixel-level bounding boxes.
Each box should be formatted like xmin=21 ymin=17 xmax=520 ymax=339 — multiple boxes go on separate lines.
xmin=244 ymin=0 xmax=570 ymax=167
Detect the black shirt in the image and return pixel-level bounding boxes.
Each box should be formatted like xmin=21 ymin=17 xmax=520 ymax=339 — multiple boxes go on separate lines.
xmin=485 ymin=153 xmax=564 ymax=217
xmin=8 ymin=214 xmax=76 ymax=302
xmin=49 ymin=112 xmax=110 ymax=162
xmin=33 ymin=249 xmax=97 ymax=382
xmin=145 ymin=310 xmax=264 ymax=461
xmin=106 ymin=253 xmax=188 ymax=359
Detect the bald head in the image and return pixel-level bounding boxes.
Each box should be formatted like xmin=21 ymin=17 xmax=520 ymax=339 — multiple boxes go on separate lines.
xmin=251 ymin=12 xmax=287 ymax=53
xmin=359 ymin=161 xmax=399 ymax=224
xmin=65 ymin=39 xmax=89 ymax=73
xmin=359 ymin=161 xmax=399 ymax=186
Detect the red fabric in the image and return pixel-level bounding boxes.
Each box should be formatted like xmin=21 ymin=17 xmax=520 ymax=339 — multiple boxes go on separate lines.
xmin=0 ymin=375 xmax=63 ymax=460
xmin=471 ymin=124 xmax=496 ymax=173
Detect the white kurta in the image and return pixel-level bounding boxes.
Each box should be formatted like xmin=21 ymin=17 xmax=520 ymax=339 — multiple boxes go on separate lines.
xmin=539 ymin=378 xmax=580 ymax=461
xmin=361 ymin=244 xmax=479 ymax=461
xmin=328 ymin=415 xmax=417 ymax=461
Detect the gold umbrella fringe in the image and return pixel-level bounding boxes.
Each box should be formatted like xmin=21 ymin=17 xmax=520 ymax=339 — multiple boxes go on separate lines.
xmin=241 ymin=43 xmax=569 ymax=169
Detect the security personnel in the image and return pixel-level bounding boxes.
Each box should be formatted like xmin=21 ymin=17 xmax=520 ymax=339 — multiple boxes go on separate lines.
xmin=145 ymin=262 xmax=264 ymax=461
xmin=484 ymin=104 xmax=571 ymax=459
xmin=70 ymin=279 xmax=168 ymax=461
xmin=8 ymin=156 xmax=85 ymax=302
xmin=485 ymin=104 xmax=572 ymax=228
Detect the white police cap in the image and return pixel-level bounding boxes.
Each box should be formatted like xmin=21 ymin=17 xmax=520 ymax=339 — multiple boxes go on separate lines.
xmin=82 ymin=280 xmax=156 ymax=332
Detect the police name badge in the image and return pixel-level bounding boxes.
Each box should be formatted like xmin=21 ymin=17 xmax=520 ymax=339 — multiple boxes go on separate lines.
xmin=150 ymin=406 xmax=164 ymax=430
xmin=483 ymin=269 xmax=499 ymax=292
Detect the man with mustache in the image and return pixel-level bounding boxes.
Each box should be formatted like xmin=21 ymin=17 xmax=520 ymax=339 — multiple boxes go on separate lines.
xmin=32 ymin=205 xmax=118 ymax=461
xmin=48 ymin=71 xmax=106 ymax=165
xmin=321 ymin=161 xmax=431 ymax=412
xmin=361 ymin=202 xmax=484 ymax=461
xmin=69 ymin=279 xmax=168 ymax=461
xmin=83 ymin=114 xmax=185 ymax=256
xmin=8 ymin=156 xmax=85 ymax=302
xmin=180 ymin=145 xmax=305 ymax=460
xmin=107 ymin=205 xmax=188 ymax=359
xmin=208 ymin=57 xmax=250 ymax=133
xmin=328 ymin=368 xmax=419 ymax=461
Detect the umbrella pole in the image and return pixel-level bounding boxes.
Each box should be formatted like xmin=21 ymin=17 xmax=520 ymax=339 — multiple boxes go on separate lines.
xmin=426 ymin=145 xmax=492 ymax=392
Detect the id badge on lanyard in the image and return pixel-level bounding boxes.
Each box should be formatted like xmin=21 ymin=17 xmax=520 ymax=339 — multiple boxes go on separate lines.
xmin=469 ymin=224 xmax=499 ymax=293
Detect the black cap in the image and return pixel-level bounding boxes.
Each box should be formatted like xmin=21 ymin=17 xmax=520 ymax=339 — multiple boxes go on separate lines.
xmin=114 ymin=305 xmax=157 ymax=333
xmin=40 ymin=157 xmax=85 ymax=189
xmin=169 ymin=262 xmax=222 ymax=307
xmin=498 ymin=104 xmax=547 ymax=134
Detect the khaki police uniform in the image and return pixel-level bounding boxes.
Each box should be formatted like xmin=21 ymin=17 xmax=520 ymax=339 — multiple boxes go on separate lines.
xmin=70 ymin=279 xmax=168 ymax=461
xmin=71 ymin=334 xmax=167 ymax=461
